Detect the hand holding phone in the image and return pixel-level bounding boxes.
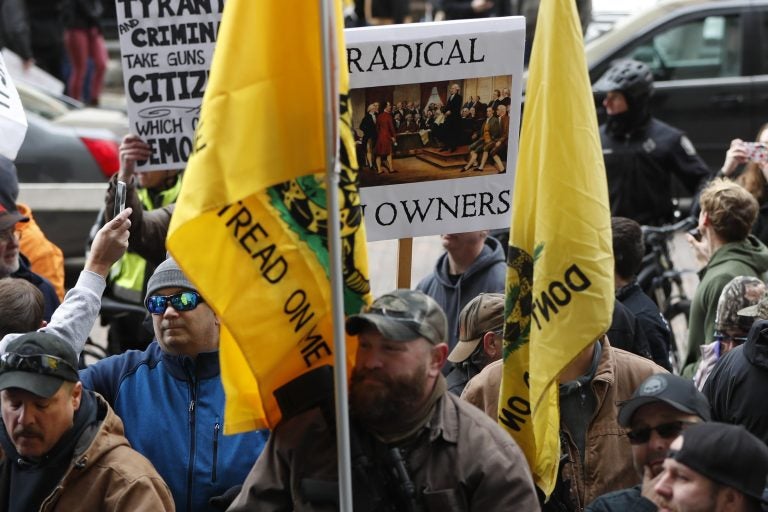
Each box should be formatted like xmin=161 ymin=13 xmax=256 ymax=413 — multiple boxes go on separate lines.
xmin=114 ymin=180 xmax=127 ymax=219
xmin=687 ymin=227 xmax=702 ymax=242
xmin=744 ymin=142 xmax=768 ymax=164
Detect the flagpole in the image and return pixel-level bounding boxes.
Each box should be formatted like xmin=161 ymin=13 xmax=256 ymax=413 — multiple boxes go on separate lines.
xmin=319 ymin=0 xmax=354 ymax=509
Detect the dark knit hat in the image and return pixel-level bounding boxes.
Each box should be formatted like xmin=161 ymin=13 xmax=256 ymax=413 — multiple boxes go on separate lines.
xmin=145 ymin=257 xmax=197 ymax=301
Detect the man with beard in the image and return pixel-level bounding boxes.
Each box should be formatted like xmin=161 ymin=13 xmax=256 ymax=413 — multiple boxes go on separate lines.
xmin=228 ymin=289 xmax=539 ymax=511
xmin=586 ymin=373 xmax=710 ymax=511
xmin=654 ymin=423 xmax=768 ymax=512
xmin=592 ymin=59 xmax=710 ymax=226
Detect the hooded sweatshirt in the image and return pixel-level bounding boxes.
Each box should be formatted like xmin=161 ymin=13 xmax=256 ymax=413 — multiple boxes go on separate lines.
xmin=416 ymin=236 xmax=505 ymax=351
xmin=702 ymin=319 xmax=768 ymax=446
xmin=687 ymin=235 xmax=768 ymax=366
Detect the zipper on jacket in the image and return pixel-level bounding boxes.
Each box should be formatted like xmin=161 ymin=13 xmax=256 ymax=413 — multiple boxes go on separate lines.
xmin=212 ymin=421 xmax=220 ymax=482
xmin=184 ymin=359 xmax=198 ymax=512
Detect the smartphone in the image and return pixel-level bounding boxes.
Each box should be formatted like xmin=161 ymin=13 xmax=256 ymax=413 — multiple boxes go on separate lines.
xmin=744 ymin=142 xmax=768 ymax=164
xmin=114 ymin=180 xmax=127 ymax=218
xmin=688 ymin=227 xmax=702 ymax=242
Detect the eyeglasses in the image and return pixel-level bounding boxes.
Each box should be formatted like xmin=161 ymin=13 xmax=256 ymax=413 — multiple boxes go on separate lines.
xmin=714 ymin=332 xmax=748 ymax=345
xmin=0 ymin=352 xmax=78 ymax=381
xmin=627 ymin=421 xmax=693 ymax=445
xmin=145 ymin=291 xmax=205 ymax=315
xmin=0 ymin=228 xmax=21 ymax=243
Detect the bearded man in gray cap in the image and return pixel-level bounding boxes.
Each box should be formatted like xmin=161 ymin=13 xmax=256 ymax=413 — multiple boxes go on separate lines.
xmin=0 ymin=332 xmax=174 ymax=511
xmin=77 ymin=257 xmax=269 ymax=512
xmin=229 ymin=289 xmax=538 ymax=511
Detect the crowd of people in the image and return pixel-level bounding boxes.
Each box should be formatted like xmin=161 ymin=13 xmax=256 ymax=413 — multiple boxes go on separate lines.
xmin=3 ymin=3 xmax=768 ymax=504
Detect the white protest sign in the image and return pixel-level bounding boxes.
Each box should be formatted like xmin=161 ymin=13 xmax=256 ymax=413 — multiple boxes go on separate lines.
xmin=346 ymin=18 xmax=525 ymax=241
xmin=116 ymin=0 xmax=223 ymax=171
xmin=0 ymin=52 xmax=28 ymax=161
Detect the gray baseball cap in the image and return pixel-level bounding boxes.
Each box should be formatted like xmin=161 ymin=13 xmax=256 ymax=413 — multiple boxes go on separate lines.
xmin=346 ymin=289 xmax=447 ymax=345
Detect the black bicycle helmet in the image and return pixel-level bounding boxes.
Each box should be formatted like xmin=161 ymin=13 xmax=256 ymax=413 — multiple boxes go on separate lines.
xmin=593 ymin=59 xmax=654 ymax=103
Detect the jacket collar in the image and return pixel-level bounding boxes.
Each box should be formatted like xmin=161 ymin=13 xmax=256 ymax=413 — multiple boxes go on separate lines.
xmin=426 ymin=392 xmax=459 ymax=444
xmin=160 ymin=345 xmax=221 ymax=381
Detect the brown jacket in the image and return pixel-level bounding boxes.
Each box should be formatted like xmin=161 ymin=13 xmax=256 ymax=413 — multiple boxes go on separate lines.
xmin=461 ymin=339 xmax=666 ymax=510
xmin=229 ymin=390 xmax=540 ymax=511
xmin=0 ymin=393 xmax=175 ymax=511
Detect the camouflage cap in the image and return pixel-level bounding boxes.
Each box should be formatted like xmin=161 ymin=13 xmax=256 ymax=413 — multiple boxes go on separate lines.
xmin=346 ymin=289 xmax=447 ymax=345
xmin=738 ymin=288 xmax=768 ymax=320
xmin=448 ymin=293 xmax=504 ymax=363
xmin=716 ymin=276 xmax=766 ymax=329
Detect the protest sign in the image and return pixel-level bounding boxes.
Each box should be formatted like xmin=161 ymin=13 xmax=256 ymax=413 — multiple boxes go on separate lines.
xmin=0 ymin=52 xmax=28 ymax=160
xmin=116 ymin=0 xmax=224 ymax=171
xmin=346 ymin=18 xmax=524 ymax=241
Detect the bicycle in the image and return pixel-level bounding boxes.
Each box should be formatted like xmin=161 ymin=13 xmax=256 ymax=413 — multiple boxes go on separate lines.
xmin=638 ymin=216 xmax=698 ymax=373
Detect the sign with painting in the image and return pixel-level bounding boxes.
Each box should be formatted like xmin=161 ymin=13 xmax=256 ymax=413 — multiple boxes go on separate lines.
xmin=346 ymin=17 xmax=525 ymax=241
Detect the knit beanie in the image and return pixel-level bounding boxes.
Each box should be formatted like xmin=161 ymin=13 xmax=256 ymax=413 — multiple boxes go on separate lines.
xmin=145 ymin=257 xmax=197 ymax=302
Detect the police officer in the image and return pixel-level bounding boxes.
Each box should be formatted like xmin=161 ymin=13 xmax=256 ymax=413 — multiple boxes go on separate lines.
xmin=593 ymin=59 xmax=711 ymax=226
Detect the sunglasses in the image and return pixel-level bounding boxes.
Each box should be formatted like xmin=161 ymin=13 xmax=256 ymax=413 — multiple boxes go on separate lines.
xmin=627 ymin=421 xmax=692 ymax=445
xmin=713 ymin=333 xmax=748 ymax=345
xmin=145 ymin=291 xmax=205 ymax=315
xmin=0 ymin=352 xmax=78 ymax=381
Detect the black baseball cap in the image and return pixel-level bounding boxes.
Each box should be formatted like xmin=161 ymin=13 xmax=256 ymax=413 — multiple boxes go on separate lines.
xmin=618 ymin=373 xmax=711 ymax=427
xmin=0 ymin=156 xmax=28 ymax=231
xmin=0 ymin=332 xmax=79 ymax=398
xmin=346 ymin=289 xmax=447 ymax=345
xmin=673 ymin=422 xmax=768 ymax=503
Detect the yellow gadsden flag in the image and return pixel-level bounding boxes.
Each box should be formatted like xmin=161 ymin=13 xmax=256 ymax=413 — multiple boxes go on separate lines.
xmin=167 ymin=0 xmax=371 ymax=433
xmin=499 ymin=0 xmax=614 ymax=495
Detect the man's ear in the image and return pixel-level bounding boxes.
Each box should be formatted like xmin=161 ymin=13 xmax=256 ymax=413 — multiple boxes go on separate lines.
xmin=71 ymin=382 xmax=83 ymax=410
xmin=716 ymin=486 xmax=741 ymax=511
xmin=430 ymin=343 xmax=449 ymax=375
xmin=482 ymin=332 xmax=498 ymax=359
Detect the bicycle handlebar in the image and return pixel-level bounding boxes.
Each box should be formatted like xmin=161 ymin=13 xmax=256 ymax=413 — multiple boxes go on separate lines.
xmin=641 ymin=216 xmax=697 ymax=237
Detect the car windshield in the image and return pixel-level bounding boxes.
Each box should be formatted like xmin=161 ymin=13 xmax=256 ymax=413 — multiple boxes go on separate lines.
xmin=16 ymin=82 xmax=79 ymax=121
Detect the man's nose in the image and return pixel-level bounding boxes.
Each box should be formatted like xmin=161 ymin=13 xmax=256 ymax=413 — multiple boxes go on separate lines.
xmin=654 ymin=470 xmax=672 ymax=499
xmin=648 ymin=429 xmax=670 ymax=452
xmin=359 ymin=349 xmax=383 ymax=370
xmin=17 ymin=404 xmax=33 ymax=425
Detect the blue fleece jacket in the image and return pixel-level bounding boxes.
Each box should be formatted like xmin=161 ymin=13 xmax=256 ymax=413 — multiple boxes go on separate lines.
xmin=80 ymin=342 xmax=268 ymax=512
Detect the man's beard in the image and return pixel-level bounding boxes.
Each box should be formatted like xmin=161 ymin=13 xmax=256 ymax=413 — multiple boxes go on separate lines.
xmin=349 ymin=363 xmax=429 ymax=426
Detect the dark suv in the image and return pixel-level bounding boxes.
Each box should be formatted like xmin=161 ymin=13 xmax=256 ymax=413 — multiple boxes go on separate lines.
xmin=586 ymin=0 xmax=768 ymax=171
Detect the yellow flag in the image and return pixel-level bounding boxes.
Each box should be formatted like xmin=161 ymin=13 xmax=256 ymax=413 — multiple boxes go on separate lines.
xmin=167 ymin=0 xmax=371 ymax=433
xmin=499 ymin=0 xmax=614 ymax=495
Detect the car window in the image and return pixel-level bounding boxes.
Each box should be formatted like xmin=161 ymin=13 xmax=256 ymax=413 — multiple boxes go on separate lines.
xmin=623 ymin=14 xmax=742 ymax=81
